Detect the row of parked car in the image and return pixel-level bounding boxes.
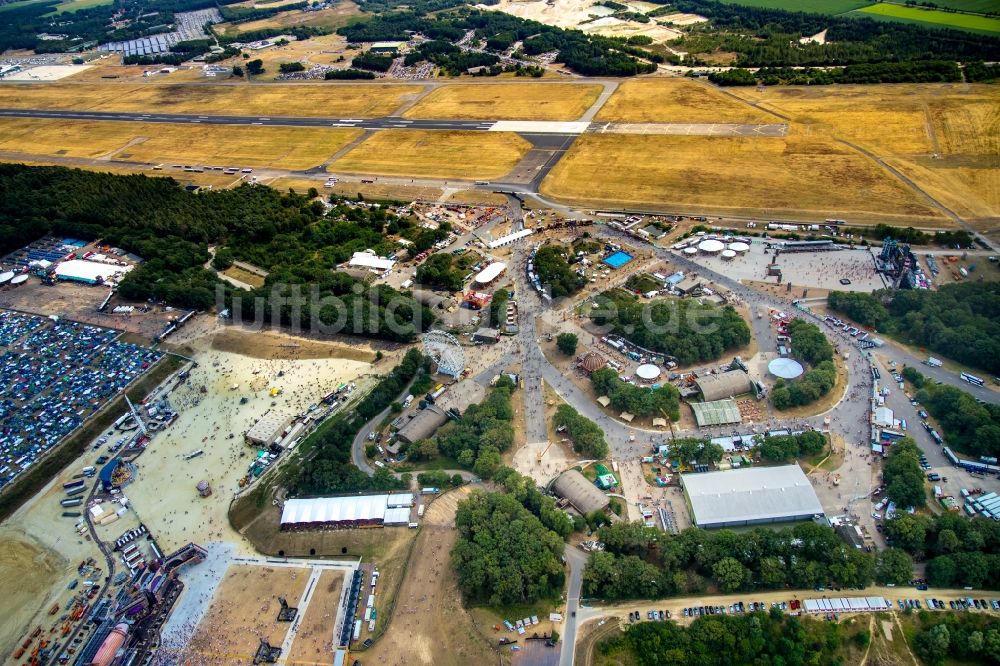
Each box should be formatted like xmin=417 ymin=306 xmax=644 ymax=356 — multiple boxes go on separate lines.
xmin=628 ymin=610 xmax=672 ymax=622
xmin=682 ymin=600 xmax=796 ymax=618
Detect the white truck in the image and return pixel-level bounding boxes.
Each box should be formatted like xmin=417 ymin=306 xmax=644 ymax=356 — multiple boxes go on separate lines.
xmin=925 ymin=357 xmax=943 ymax=368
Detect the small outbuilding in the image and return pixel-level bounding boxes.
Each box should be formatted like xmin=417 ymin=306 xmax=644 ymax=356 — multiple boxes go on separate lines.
xmin=553 ymin=470 xmax=609 ymax=515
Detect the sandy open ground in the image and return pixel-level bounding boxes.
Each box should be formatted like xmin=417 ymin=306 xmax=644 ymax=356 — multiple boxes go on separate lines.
xmin=356 ymin=486 xmax=497 ymax=666
xmin=331 ymin=130 xmax=532 ymax=180
xmin=126 ymin=328 xmax=371 ymax=554
xmin=0 ymin=82 xmax=423 ymax=118
xmin=182 ymin=564 xmax=310 ymax=664
xmin=403 ymin=83 xmax=602 ymax=121
xmin=488 ymin=0 xmax=681 ymax=42
xmin=541 ymin=134 xmax=947 ymax=222
xmin=0 ymin=117 xmax=363 ymax=168
xmin=5 ymin=65 xmax=94 ymax=81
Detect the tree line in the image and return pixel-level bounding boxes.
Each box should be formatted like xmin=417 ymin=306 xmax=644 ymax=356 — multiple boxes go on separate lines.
xmin=590 ymin=290 xmax=752 ymax=365
xmin=552 ymin=403 xmax=609 ymax=459
xmin=584 ymin=520 xmax=880 ymax=600
xmin=709 ymin=60 xmax=963 ymax=86
xmin=885 ymin=511 xmax=1000 ymax=590
xmin=882 ymin=437 xmax=928 ymax=509
xmin=909 ymin=374 xmax=1000 ymax=460
xmin=590 ymin=367 xmax=681 ymax=420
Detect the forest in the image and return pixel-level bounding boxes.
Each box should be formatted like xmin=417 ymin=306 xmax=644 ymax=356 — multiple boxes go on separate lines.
xmin=434 ymin=377 xmax=517 ymax=479
xmin=710 ymin=60 xmax=963 ymax=86
xmin=0 ymin=165 xmax=432 ymax=342
xmin=583 ymin=520 xmax=878 ymax=600
xmin=590 ymin=367 xmax=681 ymax=420
xmin=533 ymin=244 xmax=585 ymax=298
xmin=882 ymin=438 xmax=927 ymax=509
xmin=826 ymin=291 xmax=887 ymax=329
xmin=286 ymin=349 xmax=428 ymax=495
xmin=452 ymin=489 xmax=566 ymax=606
xmin=598 ymin=611 xmax=851 ymax=666
xmin=590 ymin=291 xmax=751 ymax=365
xmin=884 ymin=511 xmax=1000 ymax=590
xmin=910 ymin=613 xmax=1000 ymax=666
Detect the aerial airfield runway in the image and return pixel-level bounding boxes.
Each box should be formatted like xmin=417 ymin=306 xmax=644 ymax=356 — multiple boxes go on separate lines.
xmin=0 ymin=108 xmax=788 ymax=137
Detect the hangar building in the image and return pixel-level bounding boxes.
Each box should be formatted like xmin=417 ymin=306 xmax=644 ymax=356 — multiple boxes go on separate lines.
xmin=682 ymin=464 xmax=824 ymax=528
xmin=552 ymin=469 xmax=609 ymax=515
xmin=246 ymin=409 xmax=293 ymax=446
xmin=694 ymin=370 xmax=754 ymax=402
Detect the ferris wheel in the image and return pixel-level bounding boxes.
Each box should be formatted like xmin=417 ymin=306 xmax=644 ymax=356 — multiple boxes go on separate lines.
xmin=422 ymin=330 xmax=466 ymax=378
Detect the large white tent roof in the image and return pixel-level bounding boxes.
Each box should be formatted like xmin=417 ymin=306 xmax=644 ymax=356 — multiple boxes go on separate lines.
xmin=728 ymin=242 xmax=750 ymax=253
xmin=349 ymin=251 xmax=395 ymax=271
xmin=281 ymin=495 xmax=389 ymax=525
xmin=473 ymin=262 xmax=506 ymax=285
xmin=698 ymin=239 xmax=725 ymax=253
xmin=55 ymin=259 xmax=132 ymax=282
xmin=768 ymin=357 xmax=805 ymax=380
xmin=683 ymin=465 xmax=824 ymax=527
xmin=636 ymin=364 xmax=660 ymax=380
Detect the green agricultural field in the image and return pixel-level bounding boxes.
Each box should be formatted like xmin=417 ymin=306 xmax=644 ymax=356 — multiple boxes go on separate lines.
xmin=904 ymin=0 xmax=999 ymax=12
xmin=51 ymin=0 xmax=112 ymax=12
xmin=716 ymin=0 xmax=873 ymax=14
xmin=854 ymin=3 xmax=1000 ymax=34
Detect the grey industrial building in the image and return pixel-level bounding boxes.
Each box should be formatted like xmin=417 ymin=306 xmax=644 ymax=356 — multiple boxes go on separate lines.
xmin=395 ymin=379 xmax=486 ymax=444
xmin=553 ymin=470 xmax=609 ymax=515
xmin=694 ymin=370 xmax=754 ymax=402
xmin=682 ymin=465 xmax=824 ymax=528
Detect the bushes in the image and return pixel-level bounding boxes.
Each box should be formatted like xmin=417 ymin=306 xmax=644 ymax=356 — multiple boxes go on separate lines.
xmin=488 ymin=288 xmax=508 ymax=328
xmin=325 ymin=68 xmax=376 ymax=80
xmin=827 ymin=291 xmax=888 ymax=329
xmin=758 ymin=431 xmax=826 ymax=462
xmin=415 ymin=253 xmax=465 ymax=291
xmin=556 ymin=332 xmax=578 ymax=356
xmin=352 ymin=52 xmax=394 ymax=72
xmin=552 ymin=404 xmax=608 ymax=459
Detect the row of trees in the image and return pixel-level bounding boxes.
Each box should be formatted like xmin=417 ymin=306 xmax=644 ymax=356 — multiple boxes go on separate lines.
xmin=584 ymin=521 xmax=880 ymax=600
xmin=590 ymin=291 xmax=752 ymax=365
xmin=452 ymin=489 xmax=566 ymax=606
xmin=826 ymin=291 xmax=887 ymax=329
xmin=599 ymin=610 xmax=850 ymax=666
xmin=287 ymin=349 xmax=427 ymax=495
xmin=552 ymin=404 xmax=609 ymax=459
xmin=710 ymin=60 xmax=963 ymax=86
xmin=912 ymin=614 xmax=1000 ymax=666
xmin=590 ymin=367 xmax=681 ymax=420
xmin=665 ymin=437 xmax=724 ymax=466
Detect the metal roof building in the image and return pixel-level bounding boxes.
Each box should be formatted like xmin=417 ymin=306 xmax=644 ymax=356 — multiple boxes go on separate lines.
xmin=553 ymin=470 xmax=609 ymax=515
xmin=348 ymin=250 xmax=395 ymax=272
xmin=473 ymin=262 xmax=506 ymax=287
xmin=54 ymin=259 xmax=132 ymax=285
xmin=690 ymin=399 xmax=742 ymax=427
xmin=694 ymin=370 xmax=753 ymax=402
xmin=396 ymin=406 xmax=448 ymax=444
xmin=682 ymin=464 xmax=824 ymax=528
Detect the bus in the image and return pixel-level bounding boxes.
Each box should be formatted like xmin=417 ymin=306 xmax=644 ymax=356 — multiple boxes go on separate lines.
xmin=961 ymin=372 xmax=985 ymax=387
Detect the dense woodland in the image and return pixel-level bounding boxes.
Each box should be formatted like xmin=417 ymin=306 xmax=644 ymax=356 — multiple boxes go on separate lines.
xmin=590 ymin=291 xmax=751 ymax=365
xmin=885 ymin=511 xmax=1000 ymax=590
xmin=882 ymin=437 xmax=927 ymax=509
xmin=828 ymin=283 xmax=1000 ymax=375
xmin=584 ymin=521 xmax=879 ymax=600
xmin=599 ymin=611 xmax=853 ymax=666
xmin=286 ymin=349 xmax=427 ymax=495
xmin=452 ymin=489 xmax=566 ymax=606
xmin=770 ymin=319 xmax=836 ymax=410
xmin=0 ymin=165 xmax=431 ymax=341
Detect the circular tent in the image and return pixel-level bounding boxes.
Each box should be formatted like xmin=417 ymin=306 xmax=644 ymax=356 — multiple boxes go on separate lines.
xmin=0 ymin=271 xmax=13 ymax=285
xmin=683 ymin=247 xmax=699 ymax=256
xmin=579 ymin=351 xmax=607 ymax=374
xmin=635 ymin=364 xmax=660 ymax=382
xmin=721 ymin=250 xmax=737 ymax=260
xmin=728 ymin=242 xmax=750 ymax=254
xmin=698 ymin=239 xmax=725 ymax=254
xmin=768 ymin=357 xmax=805 ymax=380
xmin=10 ymin=275 xmax=28 ymax=285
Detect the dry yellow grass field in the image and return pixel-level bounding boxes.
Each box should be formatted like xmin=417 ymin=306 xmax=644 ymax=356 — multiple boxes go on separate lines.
xmin=726 ymin=84 xmax=1000 ymax=222
xmin=541 ymin=134 xmax=947 ymax=223
xmin=0 ymin=118 xmax=361 ymax=169
xmin=0 ymin=81 xmax=422 ymax=117
xmin=595 ymin=78 xmax=776 ymax=124
xmin=403 ymin=83 xmax=602 ymax=120
xmin=331 ymin=130 xmax=532 ymax=179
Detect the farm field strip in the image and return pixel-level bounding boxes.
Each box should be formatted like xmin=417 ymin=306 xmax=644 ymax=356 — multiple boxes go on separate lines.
xmin=402 ymin=83 xmax=603 ymax=121
xmin=853 ymin=3 xmax=1000 ymax=34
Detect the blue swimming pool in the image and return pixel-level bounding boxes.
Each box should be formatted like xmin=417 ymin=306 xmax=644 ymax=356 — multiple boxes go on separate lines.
xmin=603 ymin=251 xmax=634 ymax=269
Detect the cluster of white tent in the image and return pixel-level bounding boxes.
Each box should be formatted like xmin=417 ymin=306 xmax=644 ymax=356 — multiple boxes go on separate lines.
xmin=802 ymin=597 xmax=891 ymax=614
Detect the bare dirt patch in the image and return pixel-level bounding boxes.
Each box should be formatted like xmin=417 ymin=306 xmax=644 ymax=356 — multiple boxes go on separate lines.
xmin=210 ymin=327 xmax=377 ymax=362
xmin=181 ymin=564 xmax=309 ymax=664
xmin=287 ymin=569 xmax=345 ymax=665
xmin=356 ymin=486 xmax=497 ymax=666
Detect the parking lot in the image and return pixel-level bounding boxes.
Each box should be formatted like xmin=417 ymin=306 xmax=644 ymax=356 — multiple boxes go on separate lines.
xmin=0 ymin=312 xmax=163 ymax=488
